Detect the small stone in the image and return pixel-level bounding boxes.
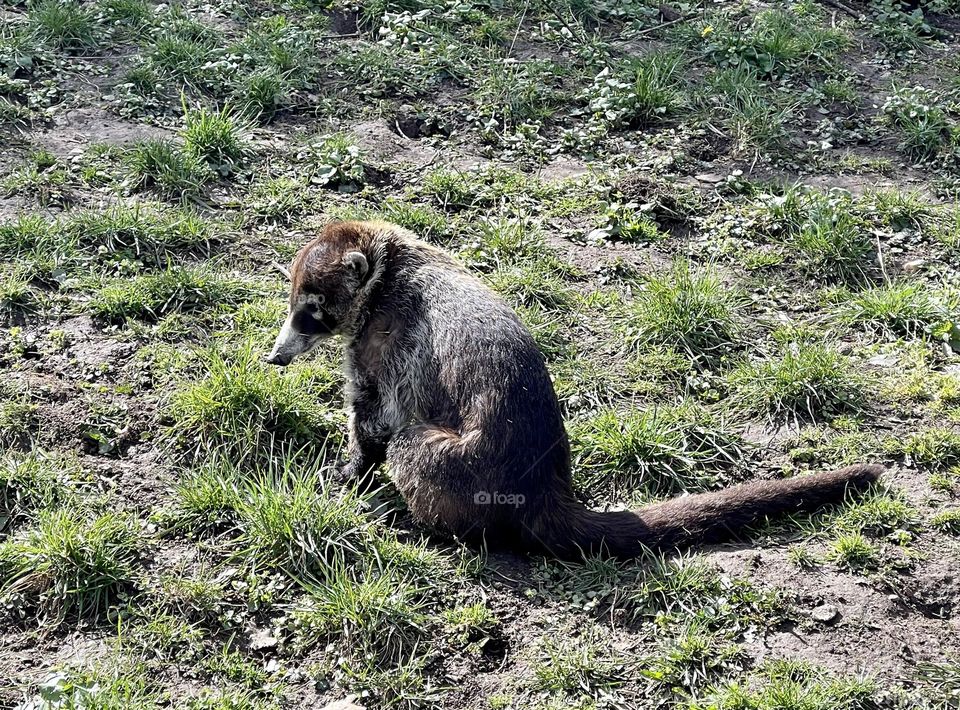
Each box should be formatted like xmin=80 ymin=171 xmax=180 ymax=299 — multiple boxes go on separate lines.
xmin=250 ymin=629 xmax=278 ymax=651
xmin=695 ymin=172 xmax=725 ymax=184
xmin=811 ymin=603 xmax=840 ymax=624
xmin=902 ymin=258 xmax=926 ymax=273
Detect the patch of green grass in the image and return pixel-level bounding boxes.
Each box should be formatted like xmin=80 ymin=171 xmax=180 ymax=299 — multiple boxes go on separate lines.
xmin=292 ymin=562 xmax=430 ymax=663
xmin=19 ymin=663 xmax=160 ymax=710
xmin=826 ymin=532 xmax=879 ymax=570
xmin=126 ymin=138 xmax=212 ymax=199
xmin=233 ymin=461 xmax=371 ymax=577
xmin=837 ymin=281 xmax=956 ymax=338
xmin=0 ymin=450 xmax=81 ymax=531
xmin=788 ymin=425 xmax=883 ymax=468
xmin=88 ymin=265 xmax=256 ymax=322
xmin=572 ymin=402 xmax=744 ymax=499
xmin=728 ymin=343 xmax=865 ymax=421
xmin=182 ymin=104 xmax=250 ymax=177
xmin=787 ymin=195 xmax=872 ymax=284
xmin=624 ymin=259 xmax=744 ymax=363
xmin=882 ymin=85 xmax=952 ymax=162
xmin=642 ymin=621 xmax=745 ymax=694
xmin=486 ymin=260 xmax=576 ymax=311
xmin=689 ymin=659 xmax=877 ymax=709
xmin=700 ymin=5 xmax=848 ymax=77
xmin=0 ymin=213 xmax=69 ymax=281
xmin=0 ymin=506 xmax=140 ymax=619
xmin=168 ymin=344 xmax=340 ymax=457
xmin=242 ymin=176 xmax=312 ymax=226
xmin=232 ymin=68 xmax=290 ymax=121
xmin=531 ymin=628 xmax=629 ymax=700
xmin=29 ymin=0 xmax=98 ymax=51
xmin=704 ymin=66 xmax=796 ymax=156
xmin=930 ymin=509 xmax=960 ymax=535
xmin=891 ymin=428 xmax=960 ymax=468
xmin=830 ymin=488 xmax=917 ymax=537
xmin=69 ymin=202 xmax=215 ymax=263
xmin=472 ymin=59 xmax=570 ymax=136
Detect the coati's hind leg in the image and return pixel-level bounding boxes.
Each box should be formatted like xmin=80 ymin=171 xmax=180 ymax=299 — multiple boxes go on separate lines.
xmin=387 ymin=424 xmax=500 ymax=544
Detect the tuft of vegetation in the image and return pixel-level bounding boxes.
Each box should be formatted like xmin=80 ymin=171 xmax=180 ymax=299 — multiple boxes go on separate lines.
xmin=572 ymin=403 xmax=744 ymax=499
xmin=168 ymin=344 xmax=340 ymax=458
xmin=0 ymin=507 xmax=140 ymax=620
xmin=728 ymin=343 xmax=865 ymax=421
xmin=624 ymin=260 xmax=744 ymax=363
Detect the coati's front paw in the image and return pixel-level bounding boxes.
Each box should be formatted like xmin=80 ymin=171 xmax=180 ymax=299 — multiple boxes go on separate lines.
xmin=336 ymin=460 xmax=379 ymax=493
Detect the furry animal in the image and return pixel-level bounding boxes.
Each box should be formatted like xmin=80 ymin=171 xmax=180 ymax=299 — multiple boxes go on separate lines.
xmin=266 ymin=220 xmax=883 ymax=559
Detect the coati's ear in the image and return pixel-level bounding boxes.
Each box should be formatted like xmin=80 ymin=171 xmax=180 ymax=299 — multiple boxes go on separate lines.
xmin=343 ymin=251 xmax=369 ymax=280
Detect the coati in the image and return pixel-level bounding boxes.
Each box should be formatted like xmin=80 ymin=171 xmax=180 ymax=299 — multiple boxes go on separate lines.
xmin=266 ymin=220 xmax=883 ymax=559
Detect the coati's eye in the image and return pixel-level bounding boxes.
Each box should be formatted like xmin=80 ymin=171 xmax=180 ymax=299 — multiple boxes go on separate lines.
xmin=303 ymin=294 xmax=325 ymax=312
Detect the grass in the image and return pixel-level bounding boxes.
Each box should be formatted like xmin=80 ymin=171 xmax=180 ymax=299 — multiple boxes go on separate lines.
xmin=690 ymin=659 xmax=876 ymax=709
xmin=0 ymin=506 xmax=140 ymax=620
xmin=168 ymin=344 xmax=340 ymax=458
xmin=837 ymin=281 xmax=956 ymax=338
xmin=182 ymin=104 xmax=250 ymax=177
xmin=728 ymin=343 xmax=866 ymax=421
xmin=572 ymin=403 xmax=744 ymax=500
xmin=29 ymin=0 xmax=98 ymax=51
xmin=127 ymin=138 xmax=212 ymax=199
xmin=88 ymin=265 xmax=256 ymax=322
xmin=624 ymin=260 xmax=744 ymax=363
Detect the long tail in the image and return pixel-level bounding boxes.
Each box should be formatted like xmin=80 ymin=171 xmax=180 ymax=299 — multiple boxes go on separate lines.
xmin=542 ymin=464 xmax=884 ymax=560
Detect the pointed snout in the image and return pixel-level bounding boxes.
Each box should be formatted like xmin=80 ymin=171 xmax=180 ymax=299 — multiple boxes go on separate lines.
xmin=265 ymin=314 xmax=306 ymax=367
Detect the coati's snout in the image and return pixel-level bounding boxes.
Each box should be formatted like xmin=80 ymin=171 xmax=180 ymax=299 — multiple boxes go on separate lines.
xmin=266 ymin=227 xmax=372 ymax=366
xmin=265 ymin=292 xmax=335 ymax=366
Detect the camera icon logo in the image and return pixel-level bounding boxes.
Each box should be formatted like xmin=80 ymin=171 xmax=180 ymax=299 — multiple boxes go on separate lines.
xmin=474 ymin=490 xmax=491 ymax=505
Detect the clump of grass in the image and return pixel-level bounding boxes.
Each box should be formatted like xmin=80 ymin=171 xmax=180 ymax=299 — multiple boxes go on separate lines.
xmin=0 ymin=214 xmax=70 ymax=281
xmin=126 ymin=139 xmax=211 ymax=199
xmin=700 ymin=5 xmax=848 ymax=77
xmin=827 ymin=532 xmax=878 ymax=570
xmin=830 ymin=488 xmax=917 ymax=537
xmin=626 ymin=552 xmax=781 ymax=626
xmin=572 ymin=403 xmax=744 ymax=499
xmin=703 ymin=66 xmax=795 ymax=156
xmin=642 ymin=621 xmax=745 ymax=694
xmin=0 ymin=507 xmax=140 ymax=619
xmin=68 ymin=202 xmax=214 ymax=263
xmin=243 ymin=176 xmax=313 ymax=226
xmin=88 ymin=265 xmax=255 ymax=322
xmin=486 ymin=261 xmax=576 ymax=311
xmin=837 ymin=281 xmax=956 ymax=338
xmin=788 ymin=195 xmax=872 ymax=284
xmin=532 ymin=628 xmax=629 ymax=700
xmin=882 ymin=85 xmax=952 ymax=162
xmin=689 ymin=659 xmax=877 ymax=709
xmin=29 ymin=0 xmax=98 ymax=51
xmin=168 ymin=344 xmax=340 ymax=457
xmin=624 ymin=260 xmax=744 ymax=363
xmin=930 ymin=510 xmax=960 ymax=535
xmin=232 ymin=68 xmax=290 ymax=121
xmin=292 ymin=562 xmax=430 ymax=663
xmin=727 ymin=343 xmax=865 ymax=421
xmin=181 ymin=104 xmax=250 ymax=177
xmin=892 ymin=428 xmax=960 ymax=468
xmin=234 ymin=462 xmax=371 ymax=576
xmin=0 ymin=450 xmax=81 ymax=531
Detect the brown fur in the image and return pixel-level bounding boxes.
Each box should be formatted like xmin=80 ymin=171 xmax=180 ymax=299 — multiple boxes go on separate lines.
xmin=268 ymin=220 xmax=884 ymax=560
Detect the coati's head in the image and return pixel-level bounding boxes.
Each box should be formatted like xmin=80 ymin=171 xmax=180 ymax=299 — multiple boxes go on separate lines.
xmin=266 ymin=222 xmax=382 ymax=366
